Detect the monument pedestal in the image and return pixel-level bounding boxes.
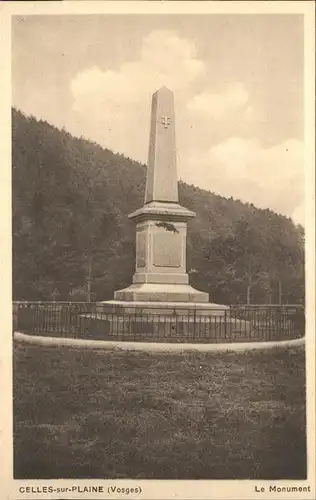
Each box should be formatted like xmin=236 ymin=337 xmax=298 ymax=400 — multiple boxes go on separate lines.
xmin=118 ymin=199 xmax=210 ymax=303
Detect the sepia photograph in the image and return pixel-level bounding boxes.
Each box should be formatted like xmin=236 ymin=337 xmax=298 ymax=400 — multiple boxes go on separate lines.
xmin=1 ymin=1 xmax=315 ymax=499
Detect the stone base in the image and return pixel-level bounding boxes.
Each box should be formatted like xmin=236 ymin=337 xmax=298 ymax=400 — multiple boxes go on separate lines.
xmin=97 ymin=299 xmax=229 ymax=316
xmin=113 ymin=283 xmax=209 ymax=303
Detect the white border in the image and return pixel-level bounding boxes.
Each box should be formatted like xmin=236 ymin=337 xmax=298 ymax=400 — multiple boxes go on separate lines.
xmin=1 ymin=2 xmax=315 ymax=500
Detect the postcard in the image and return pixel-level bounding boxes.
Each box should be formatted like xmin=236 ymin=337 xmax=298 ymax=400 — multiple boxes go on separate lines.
xmin=1 ymin=1 xmax=315 ymax=499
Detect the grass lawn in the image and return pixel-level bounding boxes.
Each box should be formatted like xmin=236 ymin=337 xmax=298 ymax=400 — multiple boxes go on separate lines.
xmin=13 ymin=342 xmax=306 ymax=479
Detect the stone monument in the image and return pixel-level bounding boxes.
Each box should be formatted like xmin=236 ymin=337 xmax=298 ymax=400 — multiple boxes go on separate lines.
xmin=87 ymin=86 xmax=254 ymax=342
xmin=87 ymin=87 xmax=252 ymax=342
xmin=114 ymin=86 xmax=210 ymax=304
xmin=97 ymin=86 xmax=228 ymax=322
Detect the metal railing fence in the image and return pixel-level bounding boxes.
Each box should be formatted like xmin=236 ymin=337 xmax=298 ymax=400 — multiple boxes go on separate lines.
xmin=13 ymin=301 xmax=305 ymax=344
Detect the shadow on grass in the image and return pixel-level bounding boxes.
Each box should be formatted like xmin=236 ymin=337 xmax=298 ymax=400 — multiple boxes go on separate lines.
xmin=13 ymin=343 xmax=306 ymax=479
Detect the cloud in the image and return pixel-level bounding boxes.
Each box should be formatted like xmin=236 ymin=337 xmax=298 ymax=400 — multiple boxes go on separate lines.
xmin=292 ymin=202 xmax=304 ymax=226
xmin=187 ymin=83 xmax=249 ymax=119
xmin=70 ymin=30 xmax=205 ymax=160
xmin=181 ymin=137 xmax=304 ymax=223
xmin=140 ymin=30 xmax=205 ymax=86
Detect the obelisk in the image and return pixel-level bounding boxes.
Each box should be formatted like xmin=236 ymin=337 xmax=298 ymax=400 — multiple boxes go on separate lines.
xmin=145 ymin=87 xmax=178 ymax=203
xmin=114 ymin=87 xmax=209 ymax=303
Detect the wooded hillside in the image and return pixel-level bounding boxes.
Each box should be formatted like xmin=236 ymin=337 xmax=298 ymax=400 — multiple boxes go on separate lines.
xmin=12 ymin=109 xmax=304 ymax=304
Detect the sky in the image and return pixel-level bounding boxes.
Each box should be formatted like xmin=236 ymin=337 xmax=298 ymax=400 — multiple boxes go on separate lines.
xmin=12 ymin=14 xmax=304 ymax=224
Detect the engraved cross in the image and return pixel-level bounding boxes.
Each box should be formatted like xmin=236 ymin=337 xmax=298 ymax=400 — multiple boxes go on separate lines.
xmin=161 ymin=115 xmax=171 ymax=129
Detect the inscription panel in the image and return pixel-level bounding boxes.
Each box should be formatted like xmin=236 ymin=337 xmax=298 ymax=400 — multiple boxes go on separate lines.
xmin=136 ymin=232 xmax=146 ymax=268
xmin=153 ymin=232 xmax=182 ymax=268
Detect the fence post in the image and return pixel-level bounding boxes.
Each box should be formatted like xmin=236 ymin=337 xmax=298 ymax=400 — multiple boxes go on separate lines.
xmin=224 ymin=309 xmax=227 ymax=338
